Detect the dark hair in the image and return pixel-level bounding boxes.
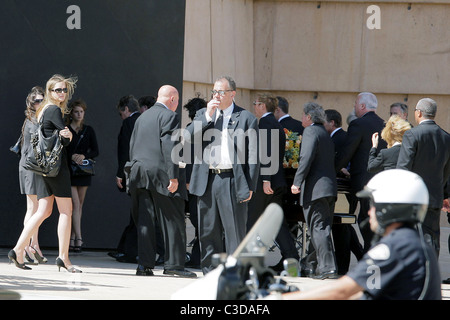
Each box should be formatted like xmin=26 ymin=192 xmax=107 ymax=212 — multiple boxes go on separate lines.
xmin=184 ymin=97 xmax=207 ymax=120
xmin=325 ymin=109 xmax=342 ymax=128
xmin=390 ymin=102 xmax=408 ymax=115
xmin=117 ymin=95 xmax=139 ymax=112
xmin=138 ymin=96 xmax=156 ymax=108
xmin=276 ymin=96 xmax=289 ymax=113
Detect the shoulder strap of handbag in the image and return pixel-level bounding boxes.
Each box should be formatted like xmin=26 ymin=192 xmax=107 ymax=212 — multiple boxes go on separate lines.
xmin=73 ymin=126 xmax=88 ymax=153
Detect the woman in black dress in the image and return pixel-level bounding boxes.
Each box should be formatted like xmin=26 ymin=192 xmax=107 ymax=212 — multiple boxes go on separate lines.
xmin=66 ymin=99 xmax=99 ymax=253
xmin=18 ymin=86 xmax=48 ymax=264
xmin=9 ymin=74 xmax=81 ymax=272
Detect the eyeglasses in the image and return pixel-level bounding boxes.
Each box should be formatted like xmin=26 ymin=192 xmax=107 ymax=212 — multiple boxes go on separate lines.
xmin=33 ymin=99 xmax=43 ymax=104
xmin=253 ymin=101 xmax=263 ymax=105
xmin=211 ymin=90 xmax=233 ymax=97
xmin=52 ymin=88 xmax=68 ymax=94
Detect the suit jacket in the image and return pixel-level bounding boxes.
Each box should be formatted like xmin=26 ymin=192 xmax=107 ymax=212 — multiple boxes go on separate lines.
xmin=187 ymin=104 xmax=260 ymax=202
xmin=293 ymin=123 xmax=337 ymax=206
xmin=279 ymin=115 xmax=304 ymax=136
xmin=127 ymin=103 xmax=187 ymax=200
xmin=397 ymin=120 xmax=450 ymax=208
xmin=367 ymin=144 xmax=401 ymax=174
xmin=116 ymin=112 xmax=140 ymax=180
xmin=259 ymin=113 xmax=286 ymax=188
xmin=331 ymin=128 xmax=347 ymax=152
xmin=335 ymin=111 xmax=386 ymax=192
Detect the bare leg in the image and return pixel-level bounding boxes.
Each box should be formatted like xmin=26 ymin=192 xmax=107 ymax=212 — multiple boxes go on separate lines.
xmin=13 ymin=196 xmax=54 ymax=264
xmin=71 ymin=186 xmax=88 ymax=246
xmin=55 ymin=196 xmax=73 ymax=266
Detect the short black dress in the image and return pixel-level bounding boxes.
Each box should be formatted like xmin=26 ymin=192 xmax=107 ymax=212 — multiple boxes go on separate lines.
xmin=35 ymin=105 xmax=72 ymax=200
xmin=66 ymin=124 xmax=99 ymax=186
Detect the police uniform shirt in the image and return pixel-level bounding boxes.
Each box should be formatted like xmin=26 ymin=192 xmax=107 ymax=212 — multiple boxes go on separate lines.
xmin=346 ymin=226 xmax=442 ymax=300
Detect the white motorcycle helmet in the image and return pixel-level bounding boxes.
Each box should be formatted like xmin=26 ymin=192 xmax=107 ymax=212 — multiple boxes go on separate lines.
xmin=357 ymin=169 xmax=429 ymax=233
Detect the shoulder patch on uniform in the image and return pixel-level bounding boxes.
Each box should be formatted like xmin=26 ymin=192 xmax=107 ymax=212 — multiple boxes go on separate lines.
xmin=367 ymin=243 xmax=390 ymax=260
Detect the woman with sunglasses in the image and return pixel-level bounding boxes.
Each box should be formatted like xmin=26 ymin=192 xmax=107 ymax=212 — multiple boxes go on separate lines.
xmin=17 ymin=86 xmax=48 ymax=265
xmin=9 ymin=74 xmax=81 ymax=273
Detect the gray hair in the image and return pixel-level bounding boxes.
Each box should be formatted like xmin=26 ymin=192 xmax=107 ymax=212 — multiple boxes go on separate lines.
xmin=215 ymin=75 xmax=236 ymax=91
xmin=416 ymin=98 xmax=437 ymax=118
xmin=304 ymin=102 xmax=326 ymax=124
xmin=358 ymin=92 xmax=378 ymax=110
xmin=390 ymin=102 xmax=408 ymax=116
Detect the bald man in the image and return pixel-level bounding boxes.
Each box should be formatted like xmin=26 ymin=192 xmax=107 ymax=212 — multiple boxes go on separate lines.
xmin=126 ymin=85 xmax=196 ymax=278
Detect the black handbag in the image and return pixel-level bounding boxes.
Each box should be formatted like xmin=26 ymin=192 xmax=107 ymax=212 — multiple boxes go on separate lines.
xmin=23 ymin=118 xmax=63 ymax=177
xmin=71 ymin=159 xmax=95 ymax=176
xmin=9 ymin=135 xmax=22 ymax=156
xmin=70 ymin=127 xmax=95 ymax=177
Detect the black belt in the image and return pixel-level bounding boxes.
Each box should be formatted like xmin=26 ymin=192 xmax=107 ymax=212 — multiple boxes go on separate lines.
xmin=209 ymin=168 xmax=233 ymax=174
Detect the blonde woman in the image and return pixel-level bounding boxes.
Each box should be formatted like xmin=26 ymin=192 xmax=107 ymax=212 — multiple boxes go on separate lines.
xmin=9 ymin=74 xmax=81 ymax=273
xmin=367 ymin=115 xmax=411 ymax=173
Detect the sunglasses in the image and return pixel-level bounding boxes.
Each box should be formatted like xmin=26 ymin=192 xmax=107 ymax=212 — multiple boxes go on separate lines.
xmin=33 ymin=99 xmax=43 ymax=104
xmin=52 ymin=88 xmax=68 ymax=94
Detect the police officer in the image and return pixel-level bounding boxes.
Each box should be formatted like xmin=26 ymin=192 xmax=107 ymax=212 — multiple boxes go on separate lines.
xmin=284 ymin=169 xmax=442 ymax=300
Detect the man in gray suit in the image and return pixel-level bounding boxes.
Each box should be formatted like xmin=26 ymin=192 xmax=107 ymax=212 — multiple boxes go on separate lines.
xmin=187 ymin=76 xmax=259 ymax=274
xmin=126 ymin=85 xmax=196 ymax=278
xmin=292 ymin=102 xmax=338 ymax=279
xmin=397 ymin=98 xmax=450 ymax=256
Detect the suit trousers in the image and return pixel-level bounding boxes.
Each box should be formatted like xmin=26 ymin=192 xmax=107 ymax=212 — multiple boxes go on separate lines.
xmin=423 ymin=207 xmax=441 ymax=257
xmin=302 ymin=196 xmax=337 ymax=274
xmin=248 ymin=186 xmax=299 ymax=260
xmin=197 ymin=172 xmax=247 ymax=274
xmin=131 ymin=187 xmax=186 ymax=269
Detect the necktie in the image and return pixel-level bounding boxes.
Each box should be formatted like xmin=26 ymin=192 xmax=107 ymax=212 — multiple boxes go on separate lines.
xmin=211 ymin=110 xmax=224 ymax=167
xmin=215 ymin=110 xmax=224 ymax=131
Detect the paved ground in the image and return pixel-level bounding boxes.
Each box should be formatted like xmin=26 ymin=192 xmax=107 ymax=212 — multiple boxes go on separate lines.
xmin=1 ymin=218 xmax=449 ymax=300
xmin=1 ymin=232 xmax=449 ymax=300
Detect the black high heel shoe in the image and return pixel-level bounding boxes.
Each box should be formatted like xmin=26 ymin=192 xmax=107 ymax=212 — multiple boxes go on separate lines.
xmin=8 ymin=249 xmax=32 ymax=270
xmin=32 ymin=246 xmax=48 ymax=264
xmin=56 ymin=257 xmax=82 ymax=273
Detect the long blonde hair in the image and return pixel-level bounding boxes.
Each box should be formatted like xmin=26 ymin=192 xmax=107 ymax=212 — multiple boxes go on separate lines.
xmin=36 ymin=74 xmax=77 ymax=118
xmin=381 ymin=115 xmax=411 ymax=148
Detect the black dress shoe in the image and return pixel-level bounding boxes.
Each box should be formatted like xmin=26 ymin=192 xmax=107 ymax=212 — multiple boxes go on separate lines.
xmin=136 ymin=265 xmax=154 ymax=276
xmin=299 ymin=261 xmax=315 ymax=277
xmin=300 ymin=268 xmax=315 ymax=277
xmin=312 ymin=270 xmax=338 ymax=280
xmin=163 ymin=268 xmax=197 ymax=278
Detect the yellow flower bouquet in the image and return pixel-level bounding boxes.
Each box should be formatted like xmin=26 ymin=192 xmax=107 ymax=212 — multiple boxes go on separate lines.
xmin=283 ymin=128 xmax=302 ymax=169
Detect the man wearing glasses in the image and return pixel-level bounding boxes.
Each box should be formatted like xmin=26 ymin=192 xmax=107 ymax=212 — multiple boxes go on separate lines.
xmin=186 ymin=76 xmax=260 ymax=275
xmin=397 ymin=98 xmax=450 ymax=257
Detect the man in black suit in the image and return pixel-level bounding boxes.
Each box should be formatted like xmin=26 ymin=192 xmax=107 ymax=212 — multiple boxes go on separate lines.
xmin=324 ymin=109 xmax=363 ymax=274
xmin=397 ymin=98 xmax=450 ymax=256
xmin=292 ymin=102 xmax=338 ymax=279
xmin=126 ymin=85 xmax=196 ymax=278
xmin=274 ymin=96 xmax=304 ymax=136
xmin=274 ymin=97 xmax=305 ymax=241
xmin=186 ymin=76 xmax=259 ymax=274
xmin=335 ymin=92 xmax=386 ymax=252
xmin=116 ymin=95 xmax=140 ymax=191
xmin=108 ymin=95 xmax=140 ymax=263
xmin=248 ymin=94 xmax=299 ymax=271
